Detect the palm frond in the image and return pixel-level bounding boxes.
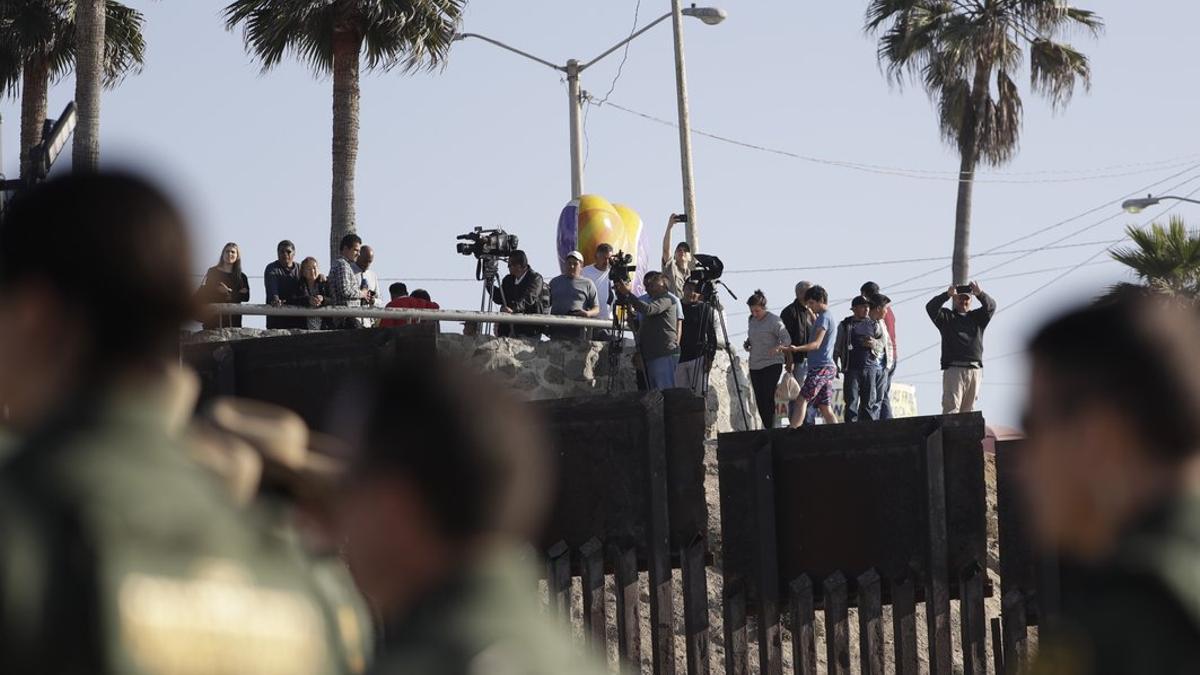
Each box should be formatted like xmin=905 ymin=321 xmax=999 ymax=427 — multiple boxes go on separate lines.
xmin=1029 ymin=38 xmax=1091 ymax=109
xmin=866 ymin=0 xmax=1099 ymax=164
xmin=1111 ymin=216 xmax=1200 ymax=296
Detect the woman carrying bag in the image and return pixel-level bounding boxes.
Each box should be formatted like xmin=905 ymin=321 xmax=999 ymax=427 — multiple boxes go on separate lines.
xmin=743 ymin=289 xmax=793 ymax=429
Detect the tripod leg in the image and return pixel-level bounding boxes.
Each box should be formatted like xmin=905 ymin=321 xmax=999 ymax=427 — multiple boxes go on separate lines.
xmin=714 ymin=303 xmax=752 ymax=431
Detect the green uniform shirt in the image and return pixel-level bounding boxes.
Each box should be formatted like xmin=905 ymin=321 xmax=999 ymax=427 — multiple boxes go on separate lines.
xmin=371 ymin=547 xmax=614 ymax=675
xmin=1034 ymin=491 xmax=1200 ymax=675
xmin=0 ymin=380 xmax=350 ymax=675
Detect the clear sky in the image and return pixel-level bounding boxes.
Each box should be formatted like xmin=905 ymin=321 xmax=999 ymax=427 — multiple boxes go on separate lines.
xmin=3 ymin=0 xmax=1198 ymax=426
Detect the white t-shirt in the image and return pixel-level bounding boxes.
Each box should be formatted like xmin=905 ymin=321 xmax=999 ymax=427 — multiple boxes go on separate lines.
xmin=581 ymin=265 xmax=613 ymax=319
xmin=360 ymin=268 xmax=385 ymax=307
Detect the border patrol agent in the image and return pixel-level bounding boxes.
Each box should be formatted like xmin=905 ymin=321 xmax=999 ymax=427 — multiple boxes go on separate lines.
xmin=1022 ymin=295 xmax=1200 ymax=674
xmin=0 ymin=173 xmax=349 ymax=674
xmin=334 ymin=358 xmax=613 ymax=675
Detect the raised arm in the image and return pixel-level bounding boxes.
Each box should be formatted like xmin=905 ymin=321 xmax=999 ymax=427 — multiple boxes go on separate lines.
xmin=662 ymin=216 xmax=676 ymax=267
xmin=927 ymin=288 xmax=952 ymax=326
xmin=973 ymin=282 xmax=997 ymax=326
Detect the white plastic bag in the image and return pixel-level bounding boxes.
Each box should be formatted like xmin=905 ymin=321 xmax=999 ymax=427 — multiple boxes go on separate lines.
xmin=775 ymin=371 xmax=801 ymax=402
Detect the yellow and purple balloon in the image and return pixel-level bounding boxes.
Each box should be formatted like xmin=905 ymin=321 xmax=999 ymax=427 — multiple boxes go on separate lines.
xmin=556 ymin=195 xmax=649 ymax=294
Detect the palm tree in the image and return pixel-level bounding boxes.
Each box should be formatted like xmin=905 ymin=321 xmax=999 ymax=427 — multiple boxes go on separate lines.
xmin=224 ymin=0 xmax=465 ymax=262
xmin=72 ymin=0 xmax=105 ymax=172
xmin=1 ymin=0 xmax=144 ymax=179
xmin=866 ymin=0 xmax=1102 ymax=284
xmin=1110 ymin=216 xmax=1200 ymax=298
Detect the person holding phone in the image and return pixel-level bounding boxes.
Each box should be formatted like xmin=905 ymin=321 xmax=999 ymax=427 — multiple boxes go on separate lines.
xmin=661 ymin=213 xmax=695 ymax=298
xmin=926 ymin=281 xmax=996 ymax=414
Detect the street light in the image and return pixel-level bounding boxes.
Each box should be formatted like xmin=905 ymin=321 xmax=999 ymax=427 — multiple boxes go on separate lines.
xmin=1121 ymin=194 xmax=1200 ymax=213
xmin=455 ymin=5 xmax=725 ymax=249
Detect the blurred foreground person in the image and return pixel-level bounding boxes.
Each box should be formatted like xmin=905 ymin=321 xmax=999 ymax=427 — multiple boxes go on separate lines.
xmin=191 ymin=398 xmax=375 ymax=674
xmin=0 ymin=172 xmax=348 ymax=674
xmin=1022 ymin=295 xmax=1200 ymax=674
xmin=336 ymin=358 xmax=609 ymax=675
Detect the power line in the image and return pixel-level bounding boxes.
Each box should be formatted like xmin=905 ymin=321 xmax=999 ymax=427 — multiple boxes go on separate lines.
xmin=597 ymin=100 xmax=1200 ymax=184
xmin=890 ymin=190 xmax=1200 ymax=379
xmin=725 ymin=259 xmax=1116 ymax=321
xmin=584 ymin=0 xmax=643 ymax=169
xmin=884 ymin=166 xmax=1200 ymax=308
xmin=876 ymin=162 xmax=1200 ymax=292
xmin=722 ymin=238 xmax=1121 ymax=276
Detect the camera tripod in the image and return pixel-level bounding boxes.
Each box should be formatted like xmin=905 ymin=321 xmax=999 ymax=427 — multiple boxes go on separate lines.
xmin=476 ymin=255 xmax=506 ymax=337
xmin=690 ymin=280 xmax=752 ymax=430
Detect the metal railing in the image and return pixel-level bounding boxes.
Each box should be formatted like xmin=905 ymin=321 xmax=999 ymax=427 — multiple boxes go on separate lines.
xmin=203 ymin=303 xmax=615 ymax=330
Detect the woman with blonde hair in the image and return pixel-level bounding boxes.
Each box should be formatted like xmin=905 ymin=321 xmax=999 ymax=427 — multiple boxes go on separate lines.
xmin=198 ymin=242 xmax=249 ymax=329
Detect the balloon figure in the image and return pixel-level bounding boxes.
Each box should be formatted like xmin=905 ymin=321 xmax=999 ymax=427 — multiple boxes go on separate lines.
xmin=556 ymin=195 xmax=649 ymax=295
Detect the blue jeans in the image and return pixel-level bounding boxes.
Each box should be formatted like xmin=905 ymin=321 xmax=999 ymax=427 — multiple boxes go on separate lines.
xmin=844 ymin=367 xmax=883 ymax=423
xmin=787 ymin=362 xmax=818 ymax=425
xmin=879 ymin=368 xmax=894 ymax=420
xmin=645 ymin=354 xmax=680 ymax=391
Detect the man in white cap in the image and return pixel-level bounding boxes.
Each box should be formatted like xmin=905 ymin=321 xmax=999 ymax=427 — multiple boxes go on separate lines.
xmin=547 ymin=250 xmax=598 ymax=340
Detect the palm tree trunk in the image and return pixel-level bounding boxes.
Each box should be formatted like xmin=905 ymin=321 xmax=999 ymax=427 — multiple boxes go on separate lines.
xmin=73 ymin=0 xmax=106 ymax=172
xmin=330 ymin=29 xmax=361 ymax=263
xmin=952 ymin=145 xmax=975 ymax=286
xmin=951 ymin=64 xmax=993 ymax=285
xmin=19 ymin=56 xmax=50 ymax=180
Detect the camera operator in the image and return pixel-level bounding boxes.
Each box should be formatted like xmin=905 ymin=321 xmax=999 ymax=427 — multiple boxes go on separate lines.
xmin=491 ymin=250 xmax=545 ymax=339
xmin=676 ymin=281 xmax=717 ymax=396
xmin=614 ymin=271 xmax=679 ymax=390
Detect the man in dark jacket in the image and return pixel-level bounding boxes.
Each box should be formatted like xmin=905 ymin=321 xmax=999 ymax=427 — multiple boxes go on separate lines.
xmin=492 ymin=250 xmax=545 ymax=339
xmin=926 ymin=282 xmax=996 ymax=414
xmin=264 ymin=239 xmax=302 ymax=328
xmin=780 ymin=280 xmax=817 ymax=425
xmin=676 ymin=281 xmax=717 ymax=395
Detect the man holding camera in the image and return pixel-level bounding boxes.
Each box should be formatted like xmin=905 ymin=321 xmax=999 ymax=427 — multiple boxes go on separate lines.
xmin=927 ymin=281 xmax=996 ymax=414
xmin=662 ymin=213 xmax=695 ymax=299
xmin=492 ymin=250 xmax=545 ymax=339
xmin=615 ymin=271 xmax=679 ymax=390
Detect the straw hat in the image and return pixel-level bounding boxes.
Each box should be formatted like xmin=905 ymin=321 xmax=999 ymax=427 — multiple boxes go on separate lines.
xmin=201 ymin=397 xmax=349 ymax=506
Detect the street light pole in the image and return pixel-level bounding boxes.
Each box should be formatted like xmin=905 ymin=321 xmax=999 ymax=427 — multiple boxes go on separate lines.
xmin=456 ymin=7 xmax=725 ymax=205
xmin=1122 ymin=194 xmax=1200 ymax=213
xmin=566 ymin=59 xmax=585 ymax=199
xmin=670 ymin=0 xmax=700 ymax=252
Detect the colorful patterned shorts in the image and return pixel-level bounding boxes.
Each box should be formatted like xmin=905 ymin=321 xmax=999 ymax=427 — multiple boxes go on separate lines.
xmin=800 ymin=366 xmax=838 ymax=407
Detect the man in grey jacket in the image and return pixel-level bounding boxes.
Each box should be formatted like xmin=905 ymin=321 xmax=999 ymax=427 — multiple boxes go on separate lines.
xmin=615 ymin=271 xmax=679 ymax=390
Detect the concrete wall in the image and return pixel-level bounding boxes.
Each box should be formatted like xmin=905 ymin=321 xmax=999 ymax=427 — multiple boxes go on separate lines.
xmin=183 ymin=328 xmax=916 ymax=435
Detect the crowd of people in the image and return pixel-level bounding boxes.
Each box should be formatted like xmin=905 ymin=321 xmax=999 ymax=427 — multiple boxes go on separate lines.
xmin=196 ymin=234 xmax=435 ymax=331
xmin=5 ymin=171 xmax=1200 ymax=674
xmin=194 ymin=210 xmax=999 ymax=426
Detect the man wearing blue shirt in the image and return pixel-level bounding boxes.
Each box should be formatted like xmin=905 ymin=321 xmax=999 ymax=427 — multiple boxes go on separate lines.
xmin=779 ymin=285 xmax=840 ymax=427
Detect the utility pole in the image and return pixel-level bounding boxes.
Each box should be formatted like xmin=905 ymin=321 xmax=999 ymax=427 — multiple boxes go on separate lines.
xmin=671 ymin=0 xmax=701 ymax=253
